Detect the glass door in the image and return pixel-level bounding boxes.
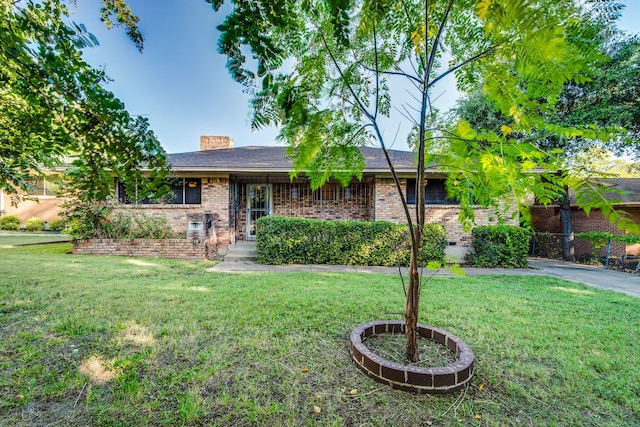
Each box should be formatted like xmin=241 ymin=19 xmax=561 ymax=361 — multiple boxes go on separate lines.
xmin=247 ymin=184 xmax=272 ymax=240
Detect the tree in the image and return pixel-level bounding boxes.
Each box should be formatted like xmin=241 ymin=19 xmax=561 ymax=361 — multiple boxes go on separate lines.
xmin=556 ymin=35 xmax=640 ymax=153
xmin=208 ymin=0 xmax=632 ymax=363
xmin=0 ymin=0 xmax=167 ymax=208
xmin=455 ymin=33 xmax=639 ymax=261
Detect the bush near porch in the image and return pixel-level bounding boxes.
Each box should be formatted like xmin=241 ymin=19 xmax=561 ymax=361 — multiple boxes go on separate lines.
xmin=469 ymin=225 xmax=530 ymax=268
xmin=256 ymin=216 xmax=446 ymax=266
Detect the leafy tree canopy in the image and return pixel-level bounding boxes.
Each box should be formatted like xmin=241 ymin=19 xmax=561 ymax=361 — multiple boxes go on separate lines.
xmin=209 ymin=0 xmax=635 ymax=230
xmin=0 ymin=0 xmax=167 ymax=206
xmin=455 ymin=34 xmax=639 ymax=155
xmin=452 ymin=31 xmax=639 ymax=237
xmin=555 ymin=34 xmax=640 ymax=153
xmin=209 ymin=0 xmax=637 ymax=362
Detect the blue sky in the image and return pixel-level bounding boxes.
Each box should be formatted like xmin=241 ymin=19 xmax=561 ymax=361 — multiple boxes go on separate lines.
xmin=71 ymin=1 xmax=640 ymax=154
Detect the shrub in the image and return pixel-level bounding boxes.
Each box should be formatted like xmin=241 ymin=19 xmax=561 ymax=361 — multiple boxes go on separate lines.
xmin=469 ymin=225 xmax=529 ymax=268
xmin=0 ymin=215 xmax=21 ymax=231
xmin=97 ymin=211 xmax=174 ymax=239
xmin=64 ymin=205 xmax=175 ymax=240
xmin=49 ymin=218 xmax=66 ymax=232
xmin=256 ymin=216 xmax=446 ymax=266
xmin=25 ymin=217 xmax=45 ymax=232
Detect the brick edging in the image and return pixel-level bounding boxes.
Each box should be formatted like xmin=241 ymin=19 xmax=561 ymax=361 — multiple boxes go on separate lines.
xmin=349 ymin=320 xmax=474 ymax=393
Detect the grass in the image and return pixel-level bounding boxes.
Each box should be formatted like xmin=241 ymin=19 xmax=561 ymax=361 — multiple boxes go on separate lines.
xmin=0 ymin=243 xmax=639 ymax=426
xmin=364 ymin=334 xmax=457 ymax=368
xmin=0 ymin=231 xmax=70 ymax=246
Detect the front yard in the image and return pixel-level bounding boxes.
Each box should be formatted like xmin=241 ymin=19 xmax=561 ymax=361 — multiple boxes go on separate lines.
xmin=0 ymin=243 xmax=638 ymax=426
xmin=0 ymin=231 xmax=70 ymax=247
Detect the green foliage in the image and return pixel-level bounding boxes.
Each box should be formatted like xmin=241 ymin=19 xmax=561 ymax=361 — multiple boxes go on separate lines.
xmin=469 ymin=225 xmax=530 ymax=268
xmin=0 ymin=215 xmax=21 ymax=231
xmin=576 ymin=231 xmax=640 ymax=248
xmin=0 ymin=0 xmax=168 ymax=206
xmin=65 ymin=205 xmax=174 ymax=240
xmin=211 ymin=0 xmax=626 ymax=360
xmin=99 ymin=0 xmax=144 ymax=51
xmin=256 ymin=216 xmax=446 ymax=266
xmin=452 ymin=35 xmax=640 ymax=234
xmin=209 ymin=1 xmax=628 ymax=233
xmin=48 ymin=218 xmax=66 ymax=232
xmin=101 ymin=211 xmax=174 ymax=239
xmin=556 ymin=36 xmax=640 ymax=152
xmin=24 ymin=217 xmax=45 ymax=232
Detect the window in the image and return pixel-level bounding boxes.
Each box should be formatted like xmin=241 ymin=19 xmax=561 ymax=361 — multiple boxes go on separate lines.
xmin=406 ymin=178 xmax=458 ymax=205
xmin=313 ymin=183 xmax=338 ymax=201
xmin=26 ymin=175 xmax=63 ymax=197
xmin=170 ymin=178 xmax=201 ymax=204
xmin=117 ymin=178 xmax=201 ymax=205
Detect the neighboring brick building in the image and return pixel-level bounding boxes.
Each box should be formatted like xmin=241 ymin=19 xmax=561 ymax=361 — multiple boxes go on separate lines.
xmin=0 ymin=172 xmax=66 ymax=226
xmin=114 ymin=136 xmax=513 ymax=256
xmin=530 ymin=179 xmax=640 ymax=259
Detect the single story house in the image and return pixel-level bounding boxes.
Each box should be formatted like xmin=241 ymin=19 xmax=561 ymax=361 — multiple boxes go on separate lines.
xmin=0 ymin=172 xmax=66 ymax=226
xmin=531 ymin=178 xmax=640 ymax=259
xmin=114 ymin=136 xmax=515 ymax=256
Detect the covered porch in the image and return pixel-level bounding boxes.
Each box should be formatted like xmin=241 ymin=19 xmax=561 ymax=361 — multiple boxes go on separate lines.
xmin=229 ymin=175 xmax=375 ymax=242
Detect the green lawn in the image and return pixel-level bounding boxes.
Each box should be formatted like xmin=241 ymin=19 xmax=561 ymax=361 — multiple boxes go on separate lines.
xmin=1 ymin=243 xmax=638 ymax=426
xmin=0 ymin=231 xmax=70 ymax=246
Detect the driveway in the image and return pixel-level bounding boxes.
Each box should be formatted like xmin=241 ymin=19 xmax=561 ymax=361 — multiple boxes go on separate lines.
xmin=208 ymin=257 xmax=640 ymax=298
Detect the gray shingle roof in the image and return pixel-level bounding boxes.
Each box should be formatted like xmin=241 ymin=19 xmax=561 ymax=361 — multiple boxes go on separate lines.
xmin=575 ymin=178 xmax=640 ymax=205
xmin=167 ymin=146 xmax=419 ymax=173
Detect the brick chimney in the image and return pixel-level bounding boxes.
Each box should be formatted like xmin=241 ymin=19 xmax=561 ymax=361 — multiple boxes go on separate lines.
xmin=200 ymin=136 xmax=234 ymax=151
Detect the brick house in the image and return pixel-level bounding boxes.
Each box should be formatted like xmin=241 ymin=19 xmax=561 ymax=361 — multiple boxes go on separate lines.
xmin=114 ymin=136 xmax=514 ymax=257
xmin=0 ymin=171 xmax=66 ymax=226
xmin=531 ymin=178 xmax=640 ymax=259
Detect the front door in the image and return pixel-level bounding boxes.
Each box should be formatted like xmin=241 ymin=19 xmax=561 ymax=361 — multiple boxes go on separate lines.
xmin=247 ymin=184 xmax=272 ymax=240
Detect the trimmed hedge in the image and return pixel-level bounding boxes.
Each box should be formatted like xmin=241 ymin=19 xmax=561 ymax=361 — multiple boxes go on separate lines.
xmin=469 ymin=225 xmax=529 ymax=268
xmin=256 ymin=216 xmax=446 ymax=266
xmin=25 ymin=217 xmax=45 ymax=232
xmin=49 ymin=218 xmax=66 ymax=232
xmin=0 ymin=215 xmax=21 ymax=231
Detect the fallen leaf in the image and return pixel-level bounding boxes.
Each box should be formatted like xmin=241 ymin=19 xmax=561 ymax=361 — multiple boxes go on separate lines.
xmin=313 ymin=405 xmax=321 ymax=414
xmin=479 ymin=383 xmax=485 ymax=391
xmin=349 ymin=389 xmax=358 ymax=395
xmin=475 ymin=414 xmax=482 ymax=419
xmin=301 ymin=367 xmax=309 ymax=373
xmin=426 ymin=421 xmax=433 ymax=426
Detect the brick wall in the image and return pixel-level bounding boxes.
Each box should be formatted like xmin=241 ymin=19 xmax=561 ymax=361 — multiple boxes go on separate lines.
xmin=234 ymin=182 xmax=374 ymax=240
xmin=531 ymin=205 xmax=640 ymax=257
xmin=73 ymin=238 xmax=217 ymax=260
xmin=200 ymin=136 xmax=234 ymax=151
xmin=114 ymin=177 xmax=231 ymax=249
xmin=374 ymin=178 xmax=517 ymax=247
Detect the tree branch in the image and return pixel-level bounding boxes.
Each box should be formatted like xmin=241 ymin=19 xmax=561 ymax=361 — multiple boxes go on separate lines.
xmin=320 ymin=31 xmax=375 ymax=124
xmin=373 ymin=19 xmax=379 ymax=120
xmin=428 ymin=44 xmax=499 ymax=89
xmin=425 ymin=0 xmax=455 ymax=86
xmin=362 ymin=66 xmax=423 ymax=85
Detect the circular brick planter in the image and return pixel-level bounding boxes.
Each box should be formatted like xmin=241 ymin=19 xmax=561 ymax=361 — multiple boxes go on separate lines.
xmin=349 ymin=320 xmax=474 ymax=394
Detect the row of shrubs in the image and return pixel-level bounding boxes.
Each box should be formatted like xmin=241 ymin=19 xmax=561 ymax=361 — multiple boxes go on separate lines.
xmin=256 ymin=216 xmax=448 ymax=266
xmin=256 ymin=216 xmax=529 ymax=268
xmin=0 ymin=211 xmax=178 ymax=239
xmin=0 ymin=215 xmax=66 ymax=232
xmin=67 ymin=211 xmax=175 ymax=239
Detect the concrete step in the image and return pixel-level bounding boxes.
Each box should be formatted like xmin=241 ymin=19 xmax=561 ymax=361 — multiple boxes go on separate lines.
xmin=223 ymin=242 xmax=257 ymax=262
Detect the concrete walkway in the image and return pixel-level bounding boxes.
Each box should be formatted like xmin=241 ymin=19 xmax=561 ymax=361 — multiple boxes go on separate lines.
xmin=208 ymin=257 xmax=640 ymax=298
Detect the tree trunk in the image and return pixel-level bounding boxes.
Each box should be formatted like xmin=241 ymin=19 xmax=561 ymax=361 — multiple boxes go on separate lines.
xmin=405 ymin=231 xmax=421 ymax=363
xmin=559 ymin=186 xmax=575 ymax=262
